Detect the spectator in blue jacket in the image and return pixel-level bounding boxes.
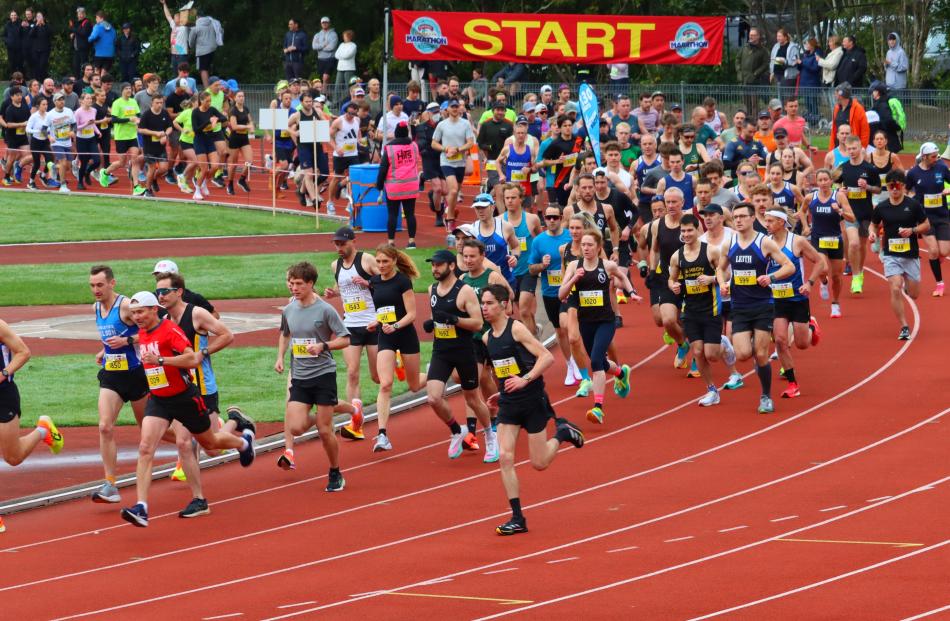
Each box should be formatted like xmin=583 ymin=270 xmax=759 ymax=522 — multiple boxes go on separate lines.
xmin=88 ymin=10 xmax=116 ymax=72
xmin=283 ymin=18 xmax=308 ymax=80
xmin=799 ymin=37 xmax=822 ymax=124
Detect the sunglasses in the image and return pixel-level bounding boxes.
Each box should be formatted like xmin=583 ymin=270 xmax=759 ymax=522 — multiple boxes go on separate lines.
xmin=886 ymin=182 xmax=904 ymax=189
xmin=544 ymin=214 xmax=561 ymax=220
xmin=538 ymin=111 xmax=548 ymax=115
xmin=155 ymin=287 xmax=178 ymax=297
xmin=741 ymin=171 xmax=759 ymax=177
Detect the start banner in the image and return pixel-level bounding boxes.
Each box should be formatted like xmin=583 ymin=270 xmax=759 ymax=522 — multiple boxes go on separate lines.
xmin=393 ymin=10 xmax=724 ymax=65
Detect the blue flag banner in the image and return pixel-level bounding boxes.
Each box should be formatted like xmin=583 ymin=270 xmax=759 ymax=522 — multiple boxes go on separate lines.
xmin=579 ymin=83 xmax=601 ymax=167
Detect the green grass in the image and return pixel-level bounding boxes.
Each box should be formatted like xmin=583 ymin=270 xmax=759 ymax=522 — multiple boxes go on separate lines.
xmin=0 ymin=248 xmax=439 ymax=306
xmin=809 ymin=135 xmax=923 ymax=154
xmin=15 ymin=345 xmax=433 ymax=427
xmin=0 ymin=192 xmax=334 ymax=243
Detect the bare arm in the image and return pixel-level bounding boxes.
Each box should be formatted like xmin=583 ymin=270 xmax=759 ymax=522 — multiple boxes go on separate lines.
xmin=193 ymin=307 xmax=235 ymax=354
xmin=455 ymin=286 xmax=485 ymax=332
xmin=0 ymin=320 xmax=30 ymax=378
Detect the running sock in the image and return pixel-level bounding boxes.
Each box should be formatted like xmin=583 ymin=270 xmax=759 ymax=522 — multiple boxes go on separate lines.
xmin=448 ymin=420 xmax=462 ymax=435
xmin=593 ymin=394 xmax=604 ymax=409
xmin=137 ymin=501 xmax=148 ymax=512
xmin=106 ymin=475 xmax=117 ymax=485
xmin=329 ymin=467 xmax=340 ymax=476
xmin=466 ymin=417 xmax=477 ymax=434
xmin=610 ymin=364 xmax=622 ymax=377
xmin=35 ymin=425 xmax=47 ymax=440
xmin=378 ymin=428 xmax=387 ymax=437
xmin=241 ymin=438 xmax=250 ymax=451
xmin=755 ymin=363 xmax=772 ymax=396
xmin=784 ymin=367 xmax=797 ymax=383
xmin=929 ymin=259 xmax=943 ymax=283
xmin=579 ymin=367 xmax=591 ymax=381
xmin=509 ymin=497 xmax=523 ymax=520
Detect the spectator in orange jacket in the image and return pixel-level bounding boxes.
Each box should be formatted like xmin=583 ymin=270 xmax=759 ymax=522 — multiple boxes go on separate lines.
xmin=830 ymin=82 xmax=869 ymax=148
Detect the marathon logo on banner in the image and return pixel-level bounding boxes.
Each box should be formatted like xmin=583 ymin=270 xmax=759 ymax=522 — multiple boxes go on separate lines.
xmin=393 ymin=10 xmax=724 ymax=65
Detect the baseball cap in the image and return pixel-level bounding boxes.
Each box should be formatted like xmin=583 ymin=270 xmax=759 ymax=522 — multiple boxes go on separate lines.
xmin=565 ymin=102 xmax=579 ymax=114
xmin=332 ymin=226 xmax=356 ymax=242
xmin=651 ymin=90 xmax=664 ymax=98
xmin=919 ymin=142 xmax=939 ymax=156
xmin=121 ymin=22 xmax=131 ymax=29
xmin=835 ymin=83 xmax=852 ymax=98
xmin=758 ymin=109 xmax=770 ymax=119
xmin=128 ymin=291 xmax=160 ymax=309
xmin=349 ymin=76 xmax=361 ymax=86
xmin=492 ymin=100 xmax=506 ymax=110
xmin=315 ymin=94 xmax=327 ymax=103
xmin=353 ymin=88 xmax=365 ymax=96
xmin=274 ymin=79 xmax=289 ymax=93
xmin=768 ymin=98 xmax=783 ymax=111
xmin=522 ymin=102 xmax=535 ymax=113
xmin=226 ymin=78 xmax=239 ymax=92
xmin=558 ymin=83 xmax=569 ymax=91
xmin=773 ymin=127 xmax=788 ymax=138
xmin=670 ymin=102 xmax=682 ymax=111
xmin=699 ymin=204 xmax=724 ymax=215
xmin=52 ymin=92 xmax=65 ymax=101
xmin=534 ymin=103 xmax=547 ymax=114
xmin=321 ymin=16 xmax=330 ymax=23
xmin=451 ymin=223 xmax=476 ymax=237
xmin=177 ymin=77 xmax=190 ymax=90
xmin=472 ymin=192 xmax=495 ymax=208
xmin=426 ymin=249 xmax=457 ymax=264
xmin=425 ymin=101 xmax=440 ymax=111
xmin=539 ymin=84 xmax=553 ymax=94
xmin=152 ymin=259 xmax=179 ymax=275
xmin=515 ymin=114 xmax=529 ymax=125
xmin=446 ymin=98 xmax=460 ymax=107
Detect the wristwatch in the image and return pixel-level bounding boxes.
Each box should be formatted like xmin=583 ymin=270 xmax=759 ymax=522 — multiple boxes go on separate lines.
xmin=157 ymin=356 xmax=165 ymax=366
xmin=1 ymin=369 xmax=9 ymax=378
xmin=126 ymin=336 xmax=134 ymax=347
xmin=200 ymin=347 xmax=210 ymax=357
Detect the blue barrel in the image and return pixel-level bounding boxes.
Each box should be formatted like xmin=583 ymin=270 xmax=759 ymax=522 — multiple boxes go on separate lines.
xmin=348 ymin=164 xmax=400 ymax=232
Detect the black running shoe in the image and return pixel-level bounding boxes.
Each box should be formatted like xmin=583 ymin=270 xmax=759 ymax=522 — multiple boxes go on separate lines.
xmin=238 ymin=430 xmax=256 ymax=467
xmin=325 ymin=469 xmax=346 ymax=492
xmin=227 ymin=406 xmax=256 ymax=435
xmin=226 ymin=181 xmax=234 ymax=195
xmin=555 ymin=418 xmax=585 ymax=449
xmin=179 ymin=497 xmax=210 ymax=518
xmin=495 ymin=517 xmax=527 ymax=536
xmin=165 ymin=172 xmax=177 ymax=185
xmin=210 ymin=176 xmax=226 ymax=188
xmin=237 ymin=177 xmax=250 ymax=193
xmin=151 ymin=181 xmax=160 ymax=194
xmin=898 ymin=326 xmax=911 ymax=341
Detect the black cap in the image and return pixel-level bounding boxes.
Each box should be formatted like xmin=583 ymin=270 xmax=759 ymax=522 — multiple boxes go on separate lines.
xmin=446 ymin=99 xmax=460 ymax=107
xmin=492 ymin=101 xmax=507 ymax=110
xmin=426 ymin=249 xmax=457 ymax=264
xmin=122 ymin=22 xmax=132 ymax=29
xmin=758 ymin=109 xmax=770 ymax=119
xmin=515 ymin=114 xmax=529 ymax=125
xmin=670 ymin=102 xmax=683 ymax=111
xmin=332 ymin=226 xmax=356 ymax=242
xmin=699 ymin=204 xmax=724 ymax=215
xmin=773 ymin=127 xmax=788 ymax=138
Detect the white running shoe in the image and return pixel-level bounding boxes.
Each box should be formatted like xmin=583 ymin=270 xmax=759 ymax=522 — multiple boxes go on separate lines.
xmin=192 ymin=189 xmax=204 ymax=201
xmin=373 ymin=433 xmax=392 ymax=452
xmin=820 ymin=282 xmax=830 ymax=300
xmin=201 ymin=181 xmax=209 ymax=194
xmin=327 ymin=201 xmax=336 ymax=216
xmin=448 ymin=431 xmax=465 ymax=459
xmin=564 ymin=361 xmax=578 ymax=386
xmin=769 ymin=350 xmax=778 ymax=361
xmin=483 ymin=428 xmax=499 ymax=463
xmin=59 ymin=184 xmax=70 ymax=193
xmin=830 ymin=303 xmax=842 ymax=318
xmin=721 ymin=335 xmax=737 ymax=366
xmin=571 ymin=357 xmax=583 ymax=382
xmin=698 ymin=388 xmax=720 ymax=407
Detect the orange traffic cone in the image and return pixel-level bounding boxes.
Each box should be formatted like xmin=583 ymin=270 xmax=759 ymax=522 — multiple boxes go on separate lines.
xmin=463 ymin=145 xmax=481 ymax=186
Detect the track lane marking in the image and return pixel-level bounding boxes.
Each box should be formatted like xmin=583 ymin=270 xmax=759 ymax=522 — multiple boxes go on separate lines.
xmin=775 ymin=538 xmax=924 ymax=548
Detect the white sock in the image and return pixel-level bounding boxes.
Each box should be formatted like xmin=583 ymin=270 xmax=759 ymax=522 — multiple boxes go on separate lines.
xmin=35 ymin=426 xmax=48 ymax=440
xmin=137 ymin=501 xmax=148 ymax=511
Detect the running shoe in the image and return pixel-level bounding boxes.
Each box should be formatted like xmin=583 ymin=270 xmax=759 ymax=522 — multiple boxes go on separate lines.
xmin=373 ymin=433 xmax=393 ymax=452
xmin=662 ymin=332 xmax=676 ymax=346
xmin=407 ymin=241 xmax=416 ymax=249
xmin=809 ymin=316 xmax=822 ymax=346
xmin=226 ymin=181 xmax=235 ymax=195
xmin=395 ymin=351 xmax=407 ymax=381
xmin=462 ymin=431 xmax=480 ymax=451
xmin=687 ymin=359 xmax=701 ymax=378
xmin=495 ymin=516 xmax=527 ymax=536
xmin=165 ymin=172 xmax=177 ymax=186
xmin=237 ymin=177 xmax=251 ymax=193
xmin=26 ymin=180 xmax=36 ymax=190
xmin=615 ymin=314 xmax=624 ymax=328
xmin=120 ymin=503 xmax=149 ymax=527
xmin=779 ymin=367 xmax=786 ymax=379
xmin=614 ymin=364 xmax=631 ymax=398
xmin=210 ymin=176 xmax=226 ymax=188
xmin=781 ymin=382 xmax=801 ymax=399
xmin=59 ymin=184 xmax=70 ymax=193
xmin=844 ymin=263 xmax=852 ymax=276
xmin=226 ymin=406 xmax=256 ymax=435
xmin=898 ymin=326 xmax=911 ymax=341
xmin=819 ymin=281 xmax=830 ymax=300
xmin=483 ymin=428 xmax=499 ymax=463
xmin=850 ymin=272 xmax=863 ymax=294
xmin=555 ymin=417 xmax=585 ymax=448
xmin=137 ymin=171 xmax=147 ymax=183
xmin=37 ymin=416 xmax=63 ymax=454
xmin=178 ymin=497 xmax=210 ymax=518
xmin=575 ymin=378 xmax=592 ymax=398
xmin=830 ymin=303 xmax=842 ymax=318
xmin=448 ymin=431 xmax=465 ymax=459
xmin=586 ymin=406 xmax=604 ymax=424
xmin=721 ymin=335 xmax=737 ymax=366
xmin=277 ymin=449 xmax=296 ymax=470
xmin=933 ymin=282 xmax=945 ymax=297
xmin=325 ymin=470 xmax=345 ymax=492
xmin=0 ymin=516 xmax=5 ymax=533
xmin=13 ymin=161 xmax=21 ymax=182
xmin=192 ymin=188 xmax=204 ymax=201
xmin=758 ymin=395 xmax=775 ymax=414
xmin=98 ymin=169 xmax=110 ymax=187
xmin=91 ymin=482 xmax=121 ymax=504
xmin=616 ymin=290 xmax=628 ymax=304
xmin=46 ymin=177 xmax=60 ymax=188
xmin=698 ymin=388 xmax=720 ymax=407
xmin=563 ymin=364 xmax=578 ymax=386
xmin=326 ymin=202 xmax=336 ymax=216
xmin=151 ymin=181 xmax=160 ymax=194
xmin=722 ymin=373 xmax=744 ymax=391
xmin=170 ymin=460 xmax=187 ymax=481
xmin=237 ymin=430 xmax=256 ymax=467
xmin=571 ymin=358 xmax=584 ymax=383
xmin=106 ymin=174 xmax=118 ymax=185
xmin=177 ymin=174 xmax=192 ymax=193
xmin=674 ymin=341 xmax=690 ymax=368
xmin=77 ymin=181 xmax=85 ymax=191
xmin=132 ymin=184 xmax=147 ymax=196
xmin=1 ymin=177 xmax=12 ymax=186
xmin=341 ymin=399 xmax=365 ymax=440
xmin=769 ymin=350 xmax=779 ymax=361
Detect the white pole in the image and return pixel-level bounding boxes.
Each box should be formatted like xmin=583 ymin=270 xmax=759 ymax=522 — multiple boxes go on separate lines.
xmin=380 ymin=5 xmax=390 ymax=148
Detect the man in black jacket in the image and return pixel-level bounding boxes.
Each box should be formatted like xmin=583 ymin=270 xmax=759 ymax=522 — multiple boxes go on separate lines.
xmin=18 ymin=10 xmax=33 ymax=78
xmin=282 ymin=18 xmax=308 ymax=80
xmin=835 ymin=36 xmax=867 ymax=87
xmin=869 ymin=82 xmax=902 ymax=153
xmin=117 ymin=23 xmax=139 ymax=83
xmin=4 ymin=11 xmax=22 ymax=75
xmin=70 ymin=7 xmax=93 ymax=78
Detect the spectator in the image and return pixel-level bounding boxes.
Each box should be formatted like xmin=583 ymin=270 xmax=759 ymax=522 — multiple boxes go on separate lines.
xmin=772 ymin=97 xmax=809 ymax=148
xmin=403 ymin=80 xmax=425 ymax=118
xmin=868 ymin=83 xmax=902 ymax=153
xmin=283 ymin=18 xmax=308 ymax=80
xmin=311 ymin=16 xmax=337 ymax=86
xmin=799 ymin=37 xmax=822 ymax=124
xmin=88 ymin=11 xmax=116 ymax=73
xmin=28 ymin=12 xmax=51 ymax=81
xmin=380 ymin=95 xmax=410 ymax=143
xmin=189 ymin=12 xmax=222 ymax=88
xmin=736 ymin=28 xmax=770 ymax=115
xmin=69 ymin=7 xmax=92 ymax=78
xmin=770 ymin=28 xmax=801 ymax=99
xmin=830 ymin=82 xmax=869 ymax=147
xmin=334 ymin=30 xmax=357 ymax=97
xmin=884 ymin=33 xmax=909 ymax=92
xmin=19 ymin=10 xmax=34 ymax=78
xmin=4 ymin=11 xmax=22 ymax=75
xmin=491 ymin=62 xmax=527 ymax=98
xmin=117 ymin=23 xmax=140 ymax=83
xmin=161 ymin=0 xmax=190 ymax=74
xmin=365 ymin=77 xmax=383 ymax=121
xmin=461 ymin=67 xmax=487 ymax=107
xmin=818 ymin=35 xmax=843 ymax=87
xmin=539 ymin=84 xmax=554 ymax=109
xmin=835 ymin=35 xmax=867 ymax=87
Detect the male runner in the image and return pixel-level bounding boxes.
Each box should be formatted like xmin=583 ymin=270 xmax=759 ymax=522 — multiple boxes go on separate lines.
xmin=137 ymin=93 xmax=173 ymax=197
xmin=480 ymin=284 xmax=584 ymax=536
xmin=500 ymin=183 xmax=542 ymax=335
xmin=540 ymin=115 xmax=583 ymax=207
xmin=655 ymin=149 xmax=696 ymax=210
xmin=648 ymin=187 xmax=689 ymax=369
xmin=837 ymin=134 xmax=881 ymax=294
xmin=431 ymin=99 xmax=475 ymax=231
xmin=904 ymin=142 xmax=950 ymax=297
xmin=327 ymin=101 xmax=361 ymax=214
xmin=472 ymin=192 xmax=520 ymax=291
xmin=564 ymin=174 xmax=621 ymax=262
xmin=495 ymin=117 xmax=537 ymax=209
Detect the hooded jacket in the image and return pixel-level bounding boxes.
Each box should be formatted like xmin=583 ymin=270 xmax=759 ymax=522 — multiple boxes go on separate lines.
xmin=189 ymin=16 xmax=219 ymax=57
xmin=88 ymin=19 xmax=116 ymax=59
xmin=885 ymin=33 xmax=909 ymax=90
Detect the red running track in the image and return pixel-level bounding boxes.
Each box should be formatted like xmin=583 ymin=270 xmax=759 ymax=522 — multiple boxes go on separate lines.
xmin=0 ymin=257 xmax=948 ymax=620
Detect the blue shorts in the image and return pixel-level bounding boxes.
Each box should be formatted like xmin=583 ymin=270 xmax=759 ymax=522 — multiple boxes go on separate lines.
xmin=440 ymin=165 xmax=465 ymax=183
xmin=52 ymin=145 xmax=74 ymax=161
xmin=297 ymin=145 xmax=314 ymax=170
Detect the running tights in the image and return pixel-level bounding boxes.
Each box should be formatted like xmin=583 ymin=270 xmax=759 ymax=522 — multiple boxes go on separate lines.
xmin=387 ymin=198 xmax=417 ymax=240
xmin=579 ymin=319 xmax=616 ymax=372
xmin=76 ymin=137 xmax=100 ymax=181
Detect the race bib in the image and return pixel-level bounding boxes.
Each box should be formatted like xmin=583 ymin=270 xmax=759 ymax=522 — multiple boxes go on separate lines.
xmin=342 ymin=297 xmax=367 ymax=313
xmin=485 ymin=160 xmax=497 ymax=171
xmin=104 ymin=353 xmax=129 ymax=372
xmin=151 ymin=135 xmax=161 ymax=142
xmin=492 ymin=356 xmax=521 ymax=379
xmin=291 ymin=338 xmax=318 ymax=357
xmin=434 ymin=322 xmax=457 ymax=339
xmin=15 ymin=128 xmax=25 ymax=135
xmin=818 ymin=237 xmax=840 ymax=249
xmin=342 ymin=142 xmax=356 ymax=153
xmin=685 ymin=279 xmax=709 ymax=295
xmin=547 ymin=270 xmax=562 ymax=286
xmin=563 ymin=153 xmax=578 ymax=167
xmin=579 ymin=290 xmax=604 ymax=307
xmin=888 ymin=238 xmax=910 ymax=253
xmin=376 ymin=305 xmax=397 ymax=324
xmin=923 ymin=193 xmax=943 ymax=208
xmin=734 ymin=269 xmax=757 ymax=286
xmin=446 ymin=150 xmax=463 ymax=162
xmin=771 ymin=282 xmax=794 ymax=298
xmin=79 ymin=126 xmax=95 ymax=138
xmin=519 ymin=237 xmax=528 ymax=252
xmin=879 ymin=173 xmax=887 ymax=186
xmin=145 ymin=366 xmax=168 ymax=389
xmin=510 ymin=168 xmax=527 ymax=182
xmin=847 ymin=187 xmax=866 ymax=200
xmin=55 ymin=126 xmax=70 ymax=139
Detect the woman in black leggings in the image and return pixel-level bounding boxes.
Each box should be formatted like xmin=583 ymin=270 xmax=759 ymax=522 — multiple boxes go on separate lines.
xmin=376 ymin=121 xmax=420 ymax=248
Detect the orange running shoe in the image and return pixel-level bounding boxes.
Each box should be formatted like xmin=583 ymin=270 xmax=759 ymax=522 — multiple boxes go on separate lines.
xmin=37 ymin=416 xmax=63 ymax=454
xmin=277 ymin=449 xmax=296 ymax=470
xmin=395 ymin=351 xmax=407 ymax=381
xmin=462 ymin=431 xmax=480 ymax=451
xmin=341 ymin=399 xmax=365 ymax=440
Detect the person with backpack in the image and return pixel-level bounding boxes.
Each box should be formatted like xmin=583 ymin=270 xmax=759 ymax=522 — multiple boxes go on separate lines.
xmin=868 ymin=82 xmax=903 ymax=153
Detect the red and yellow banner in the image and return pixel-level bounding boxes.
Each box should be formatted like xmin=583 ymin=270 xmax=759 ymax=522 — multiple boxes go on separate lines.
xmin=393 ymin=11 xmax=724 ymax=65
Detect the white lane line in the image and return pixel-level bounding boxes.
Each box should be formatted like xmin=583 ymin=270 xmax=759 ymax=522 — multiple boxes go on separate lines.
xmin=770 ymin=515 xmax=798 ymax=523
xmin=819 ymin=505 xmax=847 ymax=513
xmin=866 ymin=496 xmax=892 ymax=503
xmin=349 ymin=590 xmax=386 ymax=598
xmin=419 ymin=578 xmax=453 ymax=585
xmin=664 ymin=536 xmax=694 ymax=543
xmin=902 ymin=604 xmax=950 ymax=620
xmin=482 ymin=568 xmax=519 ymax=575
xmin=690 ymin=539 xmax=950 ymax=619
xmin=718 ymin=525 xmax=748 ymax=533
xmin=606 ymin=546 xmax=639 ymax=554
xmin=276 ymin=602 xmax=316 ymax=609
xmin=546 ymin=557 xmax=578 ymax=564
xmin=202 ymin=614 xmax=243 ymax=620
xmin=470 ymin=477 xmax=950 ymax=621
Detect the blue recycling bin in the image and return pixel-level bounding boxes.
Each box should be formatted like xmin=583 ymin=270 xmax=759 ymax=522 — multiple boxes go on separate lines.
xmin=349 ymin=164 xmax=400 ymax=232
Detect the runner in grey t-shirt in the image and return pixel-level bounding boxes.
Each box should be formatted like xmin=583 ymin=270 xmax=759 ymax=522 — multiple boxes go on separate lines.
xmin=281 ymin=296 xmax=349 ymax=380
xmin=431 ymin=100 xmax=476 ymax=228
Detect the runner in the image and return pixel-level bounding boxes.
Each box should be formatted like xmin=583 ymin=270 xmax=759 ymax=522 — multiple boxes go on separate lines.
xmin=365 ymin=244 xmax=427 ymax=452
xmin=593 ymin=167 xmax=637 ymax=310
xmin=423 ymin=249 xmax=495 ymax=460
xmin=74 ymin=92 xmax=100 ymax=191
xmin=559 ymin=212 xmax=598 ymax=395
xmin=564 ymin=174 xmax=620 ymax=263
xmin=120 ymin=291 xmax=255 ymax=527
xmin=904 ymin=142 xmax=950 ymax=297
xmin=472 ymin=192 xmax=520 ymax=292
xmin=100 ymin=82 xmax=141 ymax=190
xmin=275 ymin=262 xmax=355 ymax=490
xmin=1 ymin=86 xmax=32 ymax=186
xmin=479 ymin=284 xmax=584 ymax=536
xmin=137 ymin=93 xmax=172 ymax=197
xmin=500 ymin=183 xmax=542 ymax=335
xmin=288 ymin=93 xmax=329 ymax=210
xmin=226 ymin=90 xmax=254 ymax=194
xmin=495 ymin=116 xmax=538 ymax=210
xmin=823 ymin=123 xmax=851 ymax=169
xmin=328 ymin=101 xmax=361 ymax=216
xmin=731 ymin=160 xmax=760 ymax=204
xmin=648 ymin=187 xmax=690 ymax=369
xmin=323 ymin=226 xmax=378 ymax=441
xmin=431 ymin=99 xmax=475 ymax=231
xmin=25 ymin=97 xmax=55 ymax=189
xmin=540 ymin=115 xmax=583 ymax=207
xmin=716 ymin=203 xmax=795 ymax=414
xmin=44 ymin=93 xmax=77 ymax=194
xmin=190 ymin=91 xmax=228 ymax=200
xmin=799 ymin=168 xmax=855 ymax=318
xmin=764 ymin=209 xmax=828 ymax=399
xmin=558 ymin=227 xmax=634 ymax=424
xmin=871 ymin=170 xmax=929 ymax=339
xmin=837 ymin=134 xmax=882 ymax=294
xmin=655 ymin=149 xmax=696 ymax=211
xmin=767 ymin=162 xmax=805 ymax=220
xmin=172 ymin=94 xmax=198 ymax=194
xmin=749 ymin=184 xmax=774 ymax=234
xmin=416 ymin=102 xmax=447 ymax=227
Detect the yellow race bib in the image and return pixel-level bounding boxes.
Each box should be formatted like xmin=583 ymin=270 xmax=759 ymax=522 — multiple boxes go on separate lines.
xmin=446 ymin=150 xmax=463 ymax=162
xmin=547 ymin=270 xmax=562 ymax=286
xmin=563 ymin=153 xmax=577 ymax=167
xmin=145 ymin=366 xmax=168 ymax=389
xmin=55 ymin=126 xmax=71 ymax=139
xmin=847 ymin=187 xmax=866 ymax=200
xmin=510 ymin=168 xmax=527 ymax=181
xmin=519 ymin=237 xmax=527 ymax=252
xmin=923 ymin=194 xmax=943 ymax=208
xmin=104 ymin=353 xmax=129 ymax=372
xmin=818 ymin=237 xmax=840 ymax=249
xmin=734 ymin=269 xmax=757 ymax=286
xmin=771 ymin=282 xmax=794 ymax=298
xmin=79 ymin=126 xmax=95 ymax=138
xmin=579 ymin=290 xmax=604 ymax=307
xmin=434 ymin=322 xmax=457 ymax=339
xmin=685 ymin=279 xmax=709 ymax=295
xmin=342 ymin=297 xmax=367 ymax=313
xmin=15 ymin=128 xmax=25 ymax=135
xmin=376 ymin=305 xmax=397 ymax=324
xmin=342 ymin=142 xmax=356 ymax=153
xmin=492 ymin=356 xmax=521 ymax=378
xmin=888 ymin=238 xmax=911 ymax=253
xmin=485 ymin=160 xmax=497 ymax=171
xmin=291 ymin=338 xmax=318 ymax=357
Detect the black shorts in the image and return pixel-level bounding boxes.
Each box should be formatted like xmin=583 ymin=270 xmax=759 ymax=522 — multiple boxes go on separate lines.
xmin=93 ymin=56 xmax=113 ymax=70
xmin=542 ymin=295 xmax=562 ymax=329
xmin=440 ymin=165 xmax=465 ymax=183
xmin=497 ymin=390 xmax=554 ymax=434
xmin=144 ymin=149 xmax=168 ymax=164
xmin=289 ymin=373 xmax=338 ymax=407
xmin=618 ymin=243 xmax=633 ymax=268
xmin=472 ymin=338 xmax=491 ymax=365
xmin=515 ymin=273 xmax=538 ymax=298
xmin=197 ymin=52 xmax=215 ymax=73
xmin=657 ymin=285 xmax=685 ymax=307
xmin=731 ymin=304 xmax=774 ymax=334
xmin=377 ymin=325 xmax=420 ymax=354
xmin=347 ymin=325 xmax=379 ymax=347
xmin=115 ymin=138 xmax=138 ymax=154
xmin=333 ymin=156 xmax=359 ymax=175
xmin=98 ymin=366 xmax=149 ymax=403
xmin=648 ymin=284 xmax=663 ymax=307
xmin=317 ymin=57 xmax=337 ymax=76
xmin=813 ymin=237 xmax=845 ymax=261
xmin=202 ymin=391 xmax=220 ymax=415
xmin=773 ymin=298 xmax=811 ymax=324
xmin=5 ymin=134 xmax=27 ymax=149
xmin=925 ymin=218 xmax=950 ymax=242
xmin=428 ymin=346 xmax=479 ymax=390
xmin=145 ymin=386 xmax=211 ymax=435
xmin=228 ymin=132 xmax=250 ymax=150
xmin=683 ymin=313 xmax=724 ymax=344
xmin=276 ymin=145 xmax=295 ymax=163
xmin=422 ymin=158 xmax=443 ymax=181
xmin=0 ymin=382 xmax=21 ymax=424
xmin=721 ymin=300 xmax=732 ymax=322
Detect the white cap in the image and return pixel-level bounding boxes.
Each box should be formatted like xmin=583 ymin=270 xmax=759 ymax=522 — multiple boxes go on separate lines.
xmin=152 ymin=259 xmax=179 ymax=275
xmin=128 ymin=291 xmax=160 ymax=309
xmin=919 ymin=142 xmax=939 ymax=156
xmin=451 ymin=223 xmax=477 ymax=237
xmin=321 ymin=16 xmax=330 ymax=23
xmin=765 ymin=209 xmax=791 ymax=227
xmin=540 ymin=84 xmax=553 ymax=93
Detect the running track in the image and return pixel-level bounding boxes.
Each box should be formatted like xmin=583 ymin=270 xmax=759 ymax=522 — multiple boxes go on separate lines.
xmin=2 ymin=256 xmax=948 ymax=619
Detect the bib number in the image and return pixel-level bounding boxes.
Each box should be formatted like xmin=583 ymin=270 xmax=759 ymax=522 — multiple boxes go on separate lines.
xmin=923 ymin=194 xmax=943 ymax=208
xmin=79 ymin=127 xmax=95 ymax=138
xmin=771 ymin=282 xmax=794 ymax=298
xmin=579 ymin=290 xmax=604 ymax=307
xmin=685 ymin=279 xmax=709 ymax=295
xmin=734 ymin=270 xmax=757 ymax=286
xmin=510 ymin=168 xmax=527 ymax=181
xmin=847 ymin=187 xmax=866 ymax=200
xmin=492 ymin=356 xmax=521 ymax=379
xmin=818 ymin=236 xmax=840 ymax=249
xmin=145 ymin=366 xmax=168 ymax=389
xmin=888 ymin=238 xmax=910 ymax=253
xmin=104 ymin=353 xmax=129 ymax=371
xmin=434 ymin=322 xmax=457 ymax=339
xmin=519 ymin=237 xmax=528 ymax=252
xmin=55 ymin=127 xmax=71 ymax=140
xmin=376 ymin=306 xmax=397 ymax=324
xmin=342 ymin=142 xmax=356 ymax=153
xmin=563 ymin=153 xmax=577 ymax=167
xmin=446 ymin=151 xmax=463 ymax=162
xmin=547 ymin=270 xmax=562 ymax=286
xmin=291 ymin=338 xmax=318 ymax=357
xmin=15 ymin=128 xmax=25 ymax=135
xmin=485 ymin=161 xmax=497 ymax=171
xmin=342 ymin=297 xmax=367 ymax=313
